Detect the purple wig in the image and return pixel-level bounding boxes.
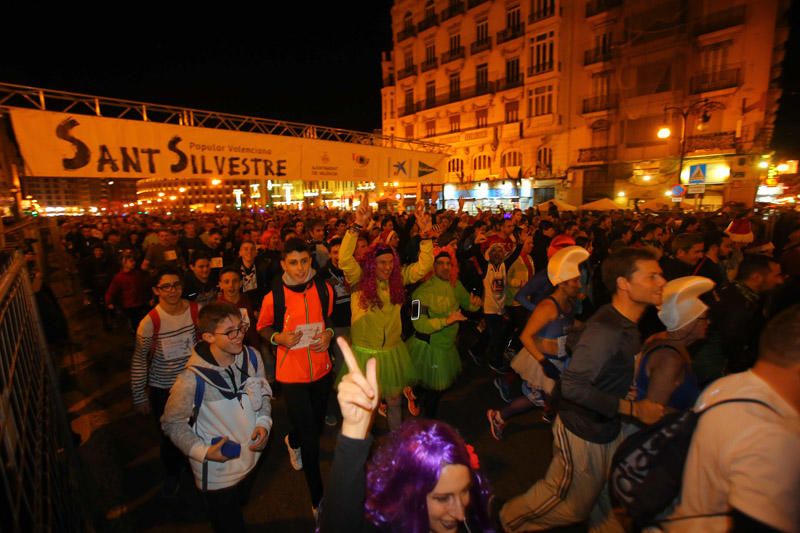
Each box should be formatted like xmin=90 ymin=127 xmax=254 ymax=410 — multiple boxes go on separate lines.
xmin=365 ymin=419 xmax=494 ymax=533
xmin=355 ymin=244 xmax=405 ymax=310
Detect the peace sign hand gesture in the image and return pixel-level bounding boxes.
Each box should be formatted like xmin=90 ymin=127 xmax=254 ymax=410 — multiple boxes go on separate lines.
xmin=337 ymin=337 xmax=379 ymax=440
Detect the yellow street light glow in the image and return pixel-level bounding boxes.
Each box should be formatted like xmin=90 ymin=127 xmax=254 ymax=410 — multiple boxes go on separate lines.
xmin=664 ymin=190 xmax=672 ymax=196
xmin=169 ymin=195 xmax=177 ymax=201
xmin=643 ymin=175 xmax=651 ymax=182
xmin=178 ymin=187 xmax=187 ymax=193
xmin=158 ymin=192 xmax=165 ymax=197
xmin=393 ymin=181 xmax=399 ymax=187
xmin=618 ymin=191 xmax=626 ymax=197
xmin=657 ymin=127 xmax=671 ymax=139
xmin=777 ymin=163 xmax=789 ymax=172
xmin=211 ymin=179 xmax=222 ymax=186
xmin=758 ymin=161 xmax=769 ymax=169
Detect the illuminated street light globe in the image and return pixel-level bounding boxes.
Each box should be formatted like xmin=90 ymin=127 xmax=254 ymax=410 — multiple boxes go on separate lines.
xmin=657 ymin=127 xmax=671 ymax=139
xmin=758 ymin=161 xmax=769 ymax=169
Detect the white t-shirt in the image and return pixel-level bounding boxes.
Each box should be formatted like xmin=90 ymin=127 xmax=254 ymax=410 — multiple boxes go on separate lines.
xmin=665 ymin=370 xmax=800 ymax=533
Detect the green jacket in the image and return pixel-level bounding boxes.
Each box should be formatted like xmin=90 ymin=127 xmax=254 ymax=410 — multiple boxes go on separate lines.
xmin=410 ymin=276 xmax=480 ymax=347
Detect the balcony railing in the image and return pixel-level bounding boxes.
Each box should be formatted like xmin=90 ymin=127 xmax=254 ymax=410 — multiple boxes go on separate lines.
xmin=586 ymin=0 xmax=623 ymax=17
xmin=400 ymin=102 xmax=420 ymax=117
xmin=383 ymin=74 xmax=395 ymax=87
xmin=470 ymin=37 xmax=492 ymax=54
xmin=690 ymin=67 xmax=742 ymax=94
xmin=441 ymin=46 xmax=466 ymax=64
xmin=530 ymin=6 xmax=556 ymax=24
xmin=497 ymin=76 xmax=524 ymax=91
xmin=584 ymin=46 xmax=614 ymax=65
xmin=528 ymin=61 xmax=554 ymax=77
xmin=497 ymin=24 xmax=525 ymax=44
xmin=582 ymin=94 xmax=619 ymax=113
xmin=411 ymin=81 xmax=498 ymax=114
xmin=468 ymin=0 xmax=489 ymax=8
xmin=686 ymin=131 xmax=737 ymax=152
xmin=578 ymin=146 xmax=616 ymax=162
xmin=397 ymin=64 xmax=418 ymax=81
xmin=421 ymin=57 xmax=439 ymax=72
xmin=397 ymin=25 xmax=417 ymax=42
xmin=418 ymin=14 xmax=439 ymax=32
xmin=692 ymin=5 xmax=746 ymax=36
xmin=441 ymin=1 xmax=466 ymax=21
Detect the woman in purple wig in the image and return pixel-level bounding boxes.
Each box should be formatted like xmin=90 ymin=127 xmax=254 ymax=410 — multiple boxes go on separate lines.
xmin=321 ymin=338 xmax=495 ymax=533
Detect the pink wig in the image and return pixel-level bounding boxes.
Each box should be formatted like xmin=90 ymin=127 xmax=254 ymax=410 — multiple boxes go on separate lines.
xmin=356 ymin=244 xmax=405 ymax=310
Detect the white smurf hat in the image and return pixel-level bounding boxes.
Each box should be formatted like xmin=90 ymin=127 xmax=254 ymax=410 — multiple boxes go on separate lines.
xmin=657 ymin=276 xmax=715 ymax=332
xmin=548 ymin=246 xmax=590 ymax=285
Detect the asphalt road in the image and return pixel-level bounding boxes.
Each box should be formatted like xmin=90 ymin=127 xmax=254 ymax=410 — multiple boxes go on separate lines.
xmin=56 ymin=280 xmax=581 ymax=532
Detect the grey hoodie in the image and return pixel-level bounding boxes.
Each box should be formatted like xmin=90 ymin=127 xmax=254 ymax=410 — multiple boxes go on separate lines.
xmin=161 ymin=342 xmax=273 ymax=490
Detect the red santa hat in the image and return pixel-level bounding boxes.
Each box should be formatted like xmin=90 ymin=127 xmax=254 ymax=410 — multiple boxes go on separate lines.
xmin=725 ymin=217 xmax=754 ymax=244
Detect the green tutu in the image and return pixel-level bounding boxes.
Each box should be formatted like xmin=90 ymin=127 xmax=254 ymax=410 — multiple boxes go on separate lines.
xmin=337 ymin=342 xmax=417 ymax=398
xmin=406 ymin=336 xmax=462 ymax=391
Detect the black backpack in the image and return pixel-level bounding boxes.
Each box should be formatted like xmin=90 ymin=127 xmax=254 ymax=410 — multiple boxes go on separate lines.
xmin=609 ymin=398 xmax=776 ymax=526
xmin=271 ymin=276 xmax=332 ymax=334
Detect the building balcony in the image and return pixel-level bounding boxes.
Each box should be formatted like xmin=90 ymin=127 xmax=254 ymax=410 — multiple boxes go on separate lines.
xmin=686 ymin=131 xmax=737 ymax=152
xmin=530 ymin=6 xmax=556 ymax=24
xmin=421 ymin=57 xmax=439 ymax=72
xmin=584 ymin=46 xmax=615 ymax=66
xmin=470 ymin=37 xmax=492 ymax=54
xmin=582 ymin=94 xmax=619 ymax=113
xmin=528 ymin=62 xmax=554 ymax=77
xmin=413 ymin=82 xmax=497 ymax=114
xmin=417 ymin=14 xmax=439 ymax=32
xmin=690 ymin=67 xmax=741 ymax=94
xmin=383 ymin=73 xmax=395 ymax=87
xmin=578 ymin=145 xmax=616 ymax=162
xmin=397 ymin=25 xmax=417 ymax=42
xmin=497 ymin=76 xmax=524 ymax=91
xmin=441 ymin=46 xmax=466 ymax=64
xmin=692 ymin=4 xmax=746 ymax=36
xmin=586 ymin=0 xmax=623 ymax=18
xmin=467 ymin=0 xmax=489 ymax=8
xmin=400 ymin=102 xmax=421 ymax=117
xmin=496 ymin=24 xmax=525 ymax=45
xmin=397 ymin=64 xmax=418 ymax=81
xmin=441 ymin=1 xmax=466 ymax=22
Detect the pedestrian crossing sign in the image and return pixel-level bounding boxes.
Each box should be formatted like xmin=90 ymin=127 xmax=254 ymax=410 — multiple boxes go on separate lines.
xmin=689 ymin=164 xmax=706 ymax=184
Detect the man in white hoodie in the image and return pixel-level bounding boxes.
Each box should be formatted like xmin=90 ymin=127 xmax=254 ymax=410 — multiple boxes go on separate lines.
xmin=162 ymin=301 xmax=272 ymax=533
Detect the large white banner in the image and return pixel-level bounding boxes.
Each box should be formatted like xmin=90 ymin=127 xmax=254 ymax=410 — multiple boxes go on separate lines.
xmin=8 ymin=108 xmax=446 ymax=183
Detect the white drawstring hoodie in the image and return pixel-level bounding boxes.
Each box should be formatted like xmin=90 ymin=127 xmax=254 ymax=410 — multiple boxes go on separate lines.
xmin=161 ymin=342 xmax=273 ymax=491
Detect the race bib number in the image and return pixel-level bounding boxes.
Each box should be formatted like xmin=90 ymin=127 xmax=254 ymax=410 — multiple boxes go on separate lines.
xmin=210 ymin=257 xmax=223 ymax=269
xmin=160 ymin=334 xmax=193 ymax=361
xmin=164 ymin=250 xmax=178 ymax=261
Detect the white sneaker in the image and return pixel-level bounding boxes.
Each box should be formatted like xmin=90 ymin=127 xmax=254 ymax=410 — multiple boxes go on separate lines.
xmin=284 ymin=435 xmax=303 ymax=470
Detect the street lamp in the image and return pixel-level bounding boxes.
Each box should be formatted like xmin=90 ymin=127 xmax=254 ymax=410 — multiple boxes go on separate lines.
xmin=657 ymin=98 xmax=724 ymax=209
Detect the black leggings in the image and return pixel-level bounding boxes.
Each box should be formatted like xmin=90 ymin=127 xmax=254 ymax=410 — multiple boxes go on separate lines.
xmin=148 ymin=386 xmax=186 ymax=478
xmin=282 ymin=372 xmax=332 ymax=508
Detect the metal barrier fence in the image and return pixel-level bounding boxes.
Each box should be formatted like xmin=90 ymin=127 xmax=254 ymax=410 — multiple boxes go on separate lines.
xmin=0 ymin=252 xmax=83 ymax=531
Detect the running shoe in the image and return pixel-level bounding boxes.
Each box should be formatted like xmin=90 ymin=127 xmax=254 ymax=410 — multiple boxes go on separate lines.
xmin=488 ymin=360 xmax=510 ymax=374
xmin=284 ymin=435 xmax=303 ymax=471
xmin=403 ymin=386 xmax=421 ymax=416
xmin=466 ymin=347 xmax=482 ymax=366
xmin=487 ymin=409 xmax=505 ymax=440
xmin=493 ymin=376 xmax=512 ymax=403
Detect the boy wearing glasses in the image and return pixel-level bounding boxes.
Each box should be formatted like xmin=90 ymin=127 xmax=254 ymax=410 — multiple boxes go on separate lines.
xmin=162 ymin=302 xmax=272 ymax=532
xmin=131 ymin=267 xmax=200 ymax=497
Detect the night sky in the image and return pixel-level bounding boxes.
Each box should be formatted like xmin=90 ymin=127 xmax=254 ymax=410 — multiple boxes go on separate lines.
xmin=0 ymin=2 xmax=393 ymax=133
xmin=1 ymin=1 xmax=798 ymax=156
